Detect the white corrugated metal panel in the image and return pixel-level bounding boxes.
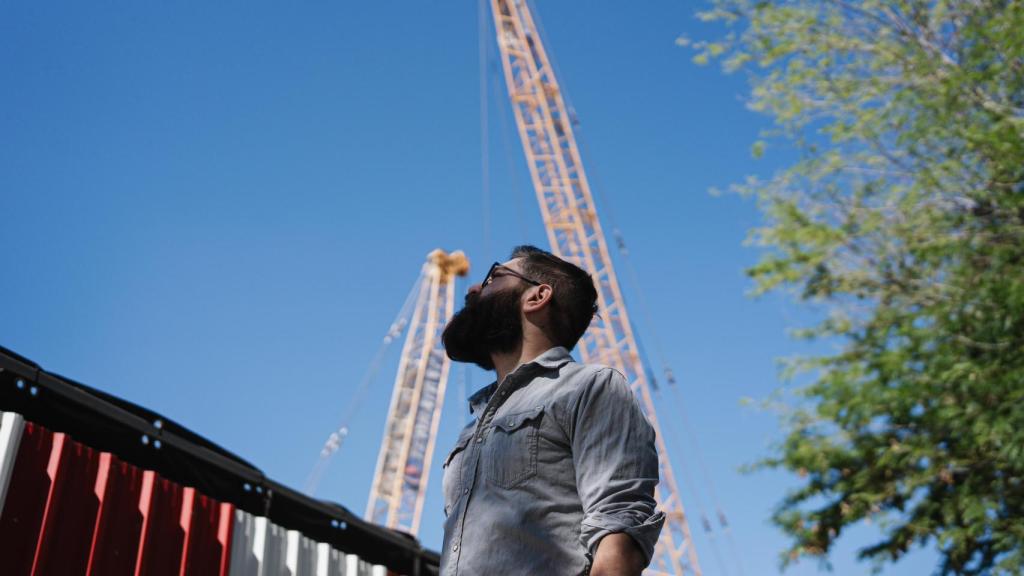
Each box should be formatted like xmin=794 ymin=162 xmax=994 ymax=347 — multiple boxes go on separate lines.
xmin=231 ymin=510 xmax=358 ymax=576
xmin=349 ymin=554 xmax=374 ymax=576
xmin=315 ymin=542 xmax=347 ymax=576
xmin=262 ymin=518 xmax=289 ymax=575
xmin=285 ymin=529 xmax=317 ymax=575
xmin=229 ymin=509 xmax=260 ymax=576
xmin=345 ymin=554 xmax=359 ymax=575
xmin=0 ymin=411 xmax=25 ymax=513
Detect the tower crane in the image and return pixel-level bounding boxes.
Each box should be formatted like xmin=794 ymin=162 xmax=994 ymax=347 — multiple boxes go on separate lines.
xmin=363 ymin=4 xmax=703 ymax=575
xmin=365 ymin=249 xmax=469 ymax=534
xmin=487 ymin=1 xmax=702 ymax=574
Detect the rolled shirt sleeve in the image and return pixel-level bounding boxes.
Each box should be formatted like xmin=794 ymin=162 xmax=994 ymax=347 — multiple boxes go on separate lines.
xmin=568 ymin=367 xmax=665 ymax=565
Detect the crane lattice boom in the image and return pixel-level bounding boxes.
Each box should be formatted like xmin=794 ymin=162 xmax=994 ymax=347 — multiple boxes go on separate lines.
xmin=366 ymin=249 xmax=469 ymax=534
xmin=488 ymin=1 xmax=702 ymax=574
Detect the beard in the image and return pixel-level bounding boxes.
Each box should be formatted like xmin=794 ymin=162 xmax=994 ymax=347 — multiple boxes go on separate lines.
xmin=442 ymin=286 xmax=525 ymax=371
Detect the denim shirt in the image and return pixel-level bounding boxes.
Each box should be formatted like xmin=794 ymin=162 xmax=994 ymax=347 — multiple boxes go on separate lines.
xmin=439 ymin=347 xmax=665 ymax=576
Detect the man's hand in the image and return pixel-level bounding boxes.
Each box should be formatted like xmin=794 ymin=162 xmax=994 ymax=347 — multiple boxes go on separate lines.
xmin=590 ymin=533 xmax=645 ymax=576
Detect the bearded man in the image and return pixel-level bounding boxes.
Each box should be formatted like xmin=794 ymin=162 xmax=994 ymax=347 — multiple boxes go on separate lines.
xmin=439 ymin=245 xmax=664 ymax=576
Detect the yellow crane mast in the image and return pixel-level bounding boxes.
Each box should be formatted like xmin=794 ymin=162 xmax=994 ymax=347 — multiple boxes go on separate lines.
xmin=366 ymin=249 xmax=469 ymax=534
xmin=487 ymin=1 xmax=702 ymax=574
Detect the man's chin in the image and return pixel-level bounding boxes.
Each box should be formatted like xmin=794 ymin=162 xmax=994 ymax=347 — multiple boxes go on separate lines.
xmin=445 ymin=346 xmax=495 ymax=371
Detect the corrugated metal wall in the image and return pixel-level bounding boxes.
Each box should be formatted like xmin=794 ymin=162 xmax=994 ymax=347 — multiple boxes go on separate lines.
xmin=0 ymin=346 xmax=439 ymax=575
xmin=0 ymin=411 xmax=389 ymax=576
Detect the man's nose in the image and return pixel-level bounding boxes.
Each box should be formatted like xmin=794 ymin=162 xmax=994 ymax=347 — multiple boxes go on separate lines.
xmin=466 ymin=283 xmax=482 ymax=298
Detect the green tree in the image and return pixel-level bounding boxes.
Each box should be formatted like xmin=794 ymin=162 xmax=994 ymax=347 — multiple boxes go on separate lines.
xmin=688 ymin=1 xmax=1024 ymax=573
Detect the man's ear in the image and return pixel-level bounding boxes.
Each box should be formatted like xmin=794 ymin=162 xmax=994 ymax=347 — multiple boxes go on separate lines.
xmin=522 ymin=284 xmax=553 ymax=314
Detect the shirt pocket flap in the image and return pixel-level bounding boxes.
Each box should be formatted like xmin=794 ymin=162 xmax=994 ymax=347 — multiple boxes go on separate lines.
xmin=492 ymin=405 xmax=544 ymax=433
xmin=443 ymin=427 xmax=475 ymax=468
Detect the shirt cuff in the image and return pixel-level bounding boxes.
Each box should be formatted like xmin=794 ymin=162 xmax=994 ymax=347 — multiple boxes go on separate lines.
xmin=581 ymin=510 xmax=666 ymax=565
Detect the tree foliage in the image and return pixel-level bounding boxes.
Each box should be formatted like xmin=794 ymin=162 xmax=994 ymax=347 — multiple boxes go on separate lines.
xmin=691 ymin=1 xmax=1024 ymax=573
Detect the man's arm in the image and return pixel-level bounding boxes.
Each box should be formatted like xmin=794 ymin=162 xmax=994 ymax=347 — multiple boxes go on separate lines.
xmin=591 ymin=533 xmax=646 ymax=576
xmin=566 ymin=368 xmax=665 ymax=571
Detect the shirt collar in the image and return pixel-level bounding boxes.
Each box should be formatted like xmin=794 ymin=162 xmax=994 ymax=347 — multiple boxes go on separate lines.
xmin=467 ymin=347 xmax=573 ymax=416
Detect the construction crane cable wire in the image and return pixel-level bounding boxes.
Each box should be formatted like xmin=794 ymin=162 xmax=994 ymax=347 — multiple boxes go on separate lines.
xmin=365 ymin=250 xmax=469 ymax=532
xmin=666 ymin=383 xmax=747 ymax=576
xmin=523 ymin=0 xmax=579 ymax=126
xmin=488 ymin=0 xmax=701 ymax=571
xmin=652 ymin=383 xmax=732 ymax=576
xmin=613 ymin=225 xmax=747 ymax=576
xmin=561 ymin=54 xmax=736 ymax=574
xmin=303 ymin=268 xmax=426 ymax=496
xmin=524 ymin=4 xmax=744 ymax=569
xmin=479 ymin=0 xmax=492 ymax=263
xmin=494 ymin=64 xmax=530 ymax=242
xmin=480 ymin=4 xmax=530 ymax=244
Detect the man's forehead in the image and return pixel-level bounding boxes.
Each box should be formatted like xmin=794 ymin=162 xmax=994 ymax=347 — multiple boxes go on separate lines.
xmin=500 ymin=257 xmax=526 ymax=272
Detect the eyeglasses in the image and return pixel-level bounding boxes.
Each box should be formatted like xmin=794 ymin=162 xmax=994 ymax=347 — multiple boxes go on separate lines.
xmin=481 ymin=262 xmax=542 ymax=289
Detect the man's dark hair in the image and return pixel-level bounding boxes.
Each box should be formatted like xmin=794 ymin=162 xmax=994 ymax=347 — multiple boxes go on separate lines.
xmin=510 ymin=245 xmax=598 ymax=350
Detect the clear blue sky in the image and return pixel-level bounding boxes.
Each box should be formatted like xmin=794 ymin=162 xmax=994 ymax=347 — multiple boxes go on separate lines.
xmin=2 ymin=2 xmax=937 ymax=574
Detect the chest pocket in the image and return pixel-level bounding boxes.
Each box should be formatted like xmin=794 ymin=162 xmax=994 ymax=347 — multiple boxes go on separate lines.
xmin=442 ymin=427 xmax=474 ymax=517
xmin=485 ymin=405 xmax=544 ymax=489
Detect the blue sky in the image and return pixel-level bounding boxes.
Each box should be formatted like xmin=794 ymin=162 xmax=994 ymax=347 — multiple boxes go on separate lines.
xmin=2 ymin=2 xmax=937 ymax=574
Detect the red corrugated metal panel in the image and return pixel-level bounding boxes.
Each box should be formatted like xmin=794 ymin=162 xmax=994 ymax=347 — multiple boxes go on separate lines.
xmin=30 ymin=433 xmax=103 ymax=575
xmin=0 ymin=420 xmax=55 ymax=575
xmin=217 ymin=502 xmax=236 ymax=576
xmin=179 ymin=489 xmax=233 ymax=576
xmin=87 ymin=452 xmax=147 ymax=575
xmin=134 ymin=471 xmax=186 ymax=576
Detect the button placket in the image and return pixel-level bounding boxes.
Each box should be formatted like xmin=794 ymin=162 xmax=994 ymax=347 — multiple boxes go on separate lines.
xmin=447 ymin=367 xmax=538 ymax=576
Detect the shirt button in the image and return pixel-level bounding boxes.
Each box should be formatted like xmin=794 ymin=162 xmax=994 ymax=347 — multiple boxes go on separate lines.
xmin=476 ymin=437 xmax=483 ymax=443
xmin=463 ymin=487 xmax=469 ymax=494
xmin=453 ymin=543 xmax=460 ymax=552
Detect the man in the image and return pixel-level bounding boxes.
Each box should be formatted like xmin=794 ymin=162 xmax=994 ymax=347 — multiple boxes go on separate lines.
xmin=440 ymin=245 xmax=664 ymax=576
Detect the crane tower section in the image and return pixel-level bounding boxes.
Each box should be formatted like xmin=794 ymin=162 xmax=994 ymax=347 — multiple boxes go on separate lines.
xmin=488 ymin=1 xmax=702 ymax=574
xmin=366 ymin=249 xmax=469 ymax=534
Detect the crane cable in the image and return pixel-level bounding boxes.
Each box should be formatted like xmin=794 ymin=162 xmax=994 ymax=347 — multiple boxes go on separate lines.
xmin=303 ymin=268 xmax=425 ymax=497
xmin=589 ymin=143 xmax=746 ymax=575
xmin=522 ymin=4 xmax=746 ymax=572
xmin=606 ymin=211 xmax=747 ymax=576
xmin=479 ymin=0 xmax=492 ymax=264
xmin=481 ymin=0 xmax=531 ymax=245
xmin=488 ymin=3 xmax=745 ymax=573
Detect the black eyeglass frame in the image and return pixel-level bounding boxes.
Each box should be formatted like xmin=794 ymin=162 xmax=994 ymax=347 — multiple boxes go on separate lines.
xmin=481 ymin=261 xmax=543 ymax=289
